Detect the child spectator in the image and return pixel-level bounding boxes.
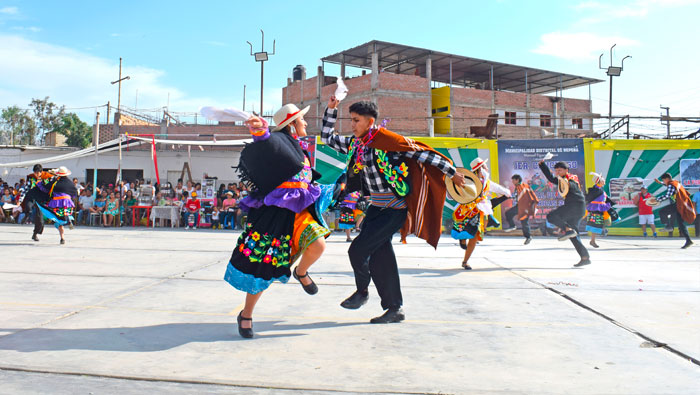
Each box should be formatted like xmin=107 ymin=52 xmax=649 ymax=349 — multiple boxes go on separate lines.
xmin=184 ymin=191 xmax=201 ymax=229
xmin=211 ymin=206 xmax=221 ymax=229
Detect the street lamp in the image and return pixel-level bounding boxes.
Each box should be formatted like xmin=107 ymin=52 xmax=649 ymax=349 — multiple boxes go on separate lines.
xmin=247 ymin=30 xmax=275 ymax=117
xmin=599 ymin=44 xmax=631 ymax=135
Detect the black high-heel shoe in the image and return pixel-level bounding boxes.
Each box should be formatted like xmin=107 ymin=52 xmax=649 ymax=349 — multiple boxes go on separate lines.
xmin=293 ymin=268 xmax=318 ymax=295
xmin=237 ymin=312 xmax=254 ymax=339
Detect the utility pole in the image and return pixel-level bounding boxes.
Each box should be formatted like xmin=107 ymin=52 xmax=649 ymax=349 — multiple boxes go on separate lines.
xmin=247 ymin=30 xmax=275 ymax=116
xmin=599 ymin=44 xmax=631 ymax=134
xmin=660 ymin=105 xmax=670 ymax=138
xmin=111 ymin=57 xmax=131 ymax=115
xmin=243 ymin=85 xmax=246 ymax=112
xmin=93 ymin=112 xmax=100 ymax=200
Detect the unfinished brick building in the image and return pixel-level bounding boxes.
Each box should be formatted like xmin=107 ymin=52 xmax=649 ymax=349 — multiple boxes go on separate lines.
xmin=283 ymin=41 xmax=603 ymax=139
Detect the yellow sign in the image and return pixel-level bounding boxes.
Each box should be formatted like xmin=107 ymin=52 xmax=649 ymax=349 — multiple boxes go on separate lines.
xmin=431 ymin=86 xmax=451 ymax=134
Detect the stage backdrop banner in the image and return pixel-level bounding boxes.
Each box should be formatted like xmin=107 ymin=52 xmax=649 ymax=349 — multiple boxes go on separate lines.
xmin=608 ymin=177 xmax=644 ymax=208
xmin=497 ymin=139 xmax=585 ymax=229
xmin=680 ymin=158 xmax=700 ymax=189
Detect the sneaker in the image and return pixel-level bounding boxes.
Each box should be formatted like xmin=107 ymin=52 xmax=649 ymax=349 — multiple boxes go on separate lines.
xmin=653 ymin=233 xmax=657 ymax=238
xmin=193 ymin=226 xmax=197 ymax=230
xmin=664 ymin=225 xmax=674 ymax=232
xmin=503 ymin=227 xmax=517 ymax=233
xmin=558 ymin=230 xmax=578 ymax=241
xmin=185 ymin=226 xmax=190 ymax=230
xmin=643 ymin=233 xmax=647 ymax=237
xmin=524 ymin=237 xmax=532 ymax=245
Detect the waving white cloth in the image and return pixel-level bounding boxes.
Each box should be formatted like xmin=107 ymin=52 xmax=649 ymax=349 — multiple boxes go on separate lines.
xmin=334 ymin=77 xmax=348 ymax=101
xmin=200 ymin=106 xmax=252 ymax=122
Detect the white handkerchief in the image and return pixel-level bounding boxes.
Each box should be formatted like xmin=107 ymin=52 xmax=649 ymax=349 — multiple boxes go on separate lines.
xmin=334 ymin=77 xmax=348 ymax=101
xmin=542 ymin=152 xmax=554 ymax=161
xmin=200 ymin=106 xmax=252 ymax=122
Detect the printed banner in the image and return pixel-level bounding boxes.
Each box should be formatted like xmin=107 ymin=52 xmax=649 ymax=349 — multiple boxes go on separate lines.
xmin=608 ymin=177 xmax=643 ymax=208
xmin=680 ymin=158 xmax=700 ymax=188
xmin=497 ymin=139 xmax=585 ymax=227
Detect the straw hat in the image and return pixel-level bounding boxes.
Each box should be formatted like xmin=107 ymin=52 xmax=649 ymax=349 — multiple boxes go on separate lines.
xmin=51 ymin=166 xmax=71 ymax=177
xmin=645 ymin=196 xmax=660 ymax=206
xmin=557 ymin=176 xmax=570 ymax=198
xmin=446 ymin=168 xmax=484 ymax=204
xmin=272 ymin=104 xmax=310 ymax=132
xmin=470 ymin=157 xmax=488 ymax=172
xmin=225 ymin=191 xmax=233 ymax=197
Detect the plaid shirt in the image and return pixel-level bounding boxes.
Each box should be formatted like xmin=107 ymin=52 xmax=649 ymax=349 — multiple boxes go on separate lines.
xmin=657 ymin=183 xmax=677 ymax=203
xmin=321 ymin=107 xmax=456 ymax=195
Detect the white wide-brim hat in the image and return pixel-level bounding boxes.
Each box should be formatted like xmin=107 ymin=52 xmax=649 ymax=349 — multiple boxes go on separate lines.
xmin=590 ymin=172 xmax=604 ymax=185
xmin=470 ymin=157 xmax=488 ymax=172
xmin=446 ymin=168 xmax=484 ymax=204
xmin=645 ymin=197 xmax=660 ymax=207
xmin=51 ymin=166 xmax=71 ymax=177
xmin=272 ymin=104 xmax=310 ymax=132
xmin=557 ymin=176 xmax=570 ymax=198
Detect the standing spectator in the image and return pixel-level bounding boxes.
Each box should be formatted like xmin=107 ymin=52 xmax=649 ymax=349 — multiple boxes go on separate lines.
xmin=123 ymin=190 xmax=137 ymax=225
xmin=217 ymin=184 xmax=227 ymax=201
xmin=634 ymin=186 xmax=657 ymax=238
xmin=102 ymin=192 xmax=120 ymax=227
xmin=77 ymin=189 xmax=95 ymax=225
xmin=184 ymin=191 xmax=201 ymax=229
xmin=73 ymin=178 xmax=84 ymax=195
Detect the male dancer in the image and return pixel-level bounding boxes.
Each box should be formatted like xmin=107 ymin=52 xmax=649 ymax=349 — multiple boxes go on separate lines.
xmin=503 ymin=174 xmax=538 ymax=245
xmin=655 ymin=173 xmax=694 ymax=249
xmin=538 ymin=160 xmax=590 ymax=267
xmin=322 ymin=97 xmax=465 ymax=323
xmin=19 ymin=164 xmax=50 ymax=241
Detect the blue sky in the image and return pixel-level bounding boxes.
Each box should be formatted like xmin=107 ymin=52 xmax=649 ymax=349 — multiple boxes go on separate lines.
xmin=1 ymin=0 xmax=699 ymax=135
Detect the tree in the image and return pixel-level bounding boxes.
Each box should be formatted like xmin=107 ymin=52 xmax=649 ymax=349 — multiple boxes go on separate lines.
xmin=0 ymin=106 xmax=37 ymax=145
xmin=29 ymin=97 xmax=65 ymax=145
xmin=55 ymin=113 xmax=92 ymax=148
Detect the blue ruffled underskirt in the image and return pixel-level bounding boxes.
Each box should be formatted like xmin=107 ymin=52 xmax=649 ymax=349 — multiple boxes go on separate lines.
xmin=451 ymin=229 xmax=476 ymax=240
xmin=223 ymin=263 xmax=289 ymax=295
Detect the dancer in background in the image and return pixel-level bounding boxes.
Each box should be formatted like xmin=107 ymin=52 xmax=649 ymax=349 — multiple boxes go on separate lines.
xmin=538 ymin=160 xmax=590 ymax=267
xmin=655 ymin=173 xmax=694 ymax=249
xmin=585 ymin=172 xmax=613 ymax=248
xmin=503 ymin=174 xmax=538 ymax=245
xmin=30 ymin=166 xmax=78 ymax=244
xmin=19 ymin=164 xmax=52 ymax=242
xmin=338 ymin=191 xmax=362 ymax=242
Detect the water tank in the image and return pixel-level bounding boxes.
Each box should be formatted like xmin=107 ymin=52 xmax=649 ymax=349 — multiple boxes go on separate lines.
xmin=293 ymin=65 xmax=306 ymax=82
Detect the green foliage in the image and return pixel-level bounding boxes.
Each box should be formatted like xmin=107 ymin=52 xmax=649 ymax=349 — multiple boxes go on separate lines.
xmin=55 ymin=113 xmax=93 ymax=148
xmin=29 ymin=97 xmax=65 ymax=144
xmin=0 ymin=106 xmax=37 ymax=145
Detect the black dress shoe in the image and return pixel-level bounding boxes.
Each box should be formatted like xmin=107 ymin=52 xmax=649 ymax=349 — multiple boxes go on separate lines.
xmin=370 ymin=308 xmax=405 ymax=324
xmin=32 ymin=234 xmax=39 ymax=242
xmin=60 ymin=239 xmax=65 ymax=245
xmin=462 ymin=261 xmax=472 ymax=270
xmin=340 ymin=290 xmax=369 ymax=309
xmin=681 ymin=240 xmax=693 ymax=249
xmin=523 ymin=237 xmax=532 ymax=245
xmin=293 ymin=268 xmax=318 ymax=295
xmin=237 ymin=312 xmax=254 ymax=339
xmin=574 ymin=258 xmax=591 ymax=267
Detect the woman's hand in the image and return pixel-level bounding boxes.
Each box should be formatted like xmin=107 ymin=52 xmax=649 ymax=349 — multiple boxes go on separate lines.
xmin=245 ymin=115 xmax=265 ymax=129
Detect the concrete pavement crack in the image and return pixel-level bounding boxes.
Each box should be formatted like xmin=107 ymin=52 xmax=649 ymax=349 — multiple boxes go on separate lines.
xmin=483 ymin=257 xmax=700 ymax=367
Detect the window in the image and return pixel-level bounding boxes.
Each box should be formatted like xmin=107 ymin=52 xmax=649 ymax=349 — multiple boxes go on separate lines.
xmin=572 ymin=118 xmax=583 ymax=129
xmin=540 ymin=114 xmax=552 ymax=127
xmin=505 ymin=111 xmax=517 ymax=125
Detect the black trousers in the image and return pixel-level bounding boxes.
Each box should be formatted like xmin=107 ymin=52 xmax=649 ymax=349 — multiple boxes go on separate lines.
xmin=505 ymin=205 xmax=530 ymax=238
xmin=660 ymin=204 xmax=691 ymax=242
xmin=348 ymin=205 xmax=407 ymax=310
xmin=547 ymin=204 xmax=589 ymax=259
xmin=32 ymin=204 xmax=44 ymax=236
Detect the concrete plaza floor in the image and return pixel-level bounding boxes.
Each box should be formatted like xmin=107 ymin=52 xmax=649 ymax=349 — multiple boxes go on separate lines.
xmin=0 ymin=223 xmax=698 ymax=394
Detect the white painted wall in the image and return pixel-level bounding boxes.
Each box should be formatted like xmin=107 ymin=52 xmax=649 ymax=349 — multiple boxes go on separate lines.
xmin=0 ymin=147 xmax=242 ymax=186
